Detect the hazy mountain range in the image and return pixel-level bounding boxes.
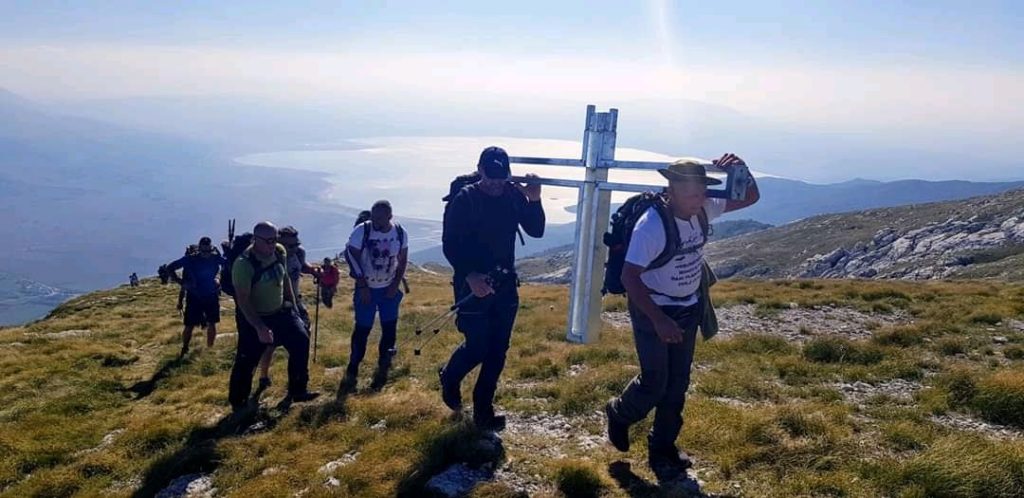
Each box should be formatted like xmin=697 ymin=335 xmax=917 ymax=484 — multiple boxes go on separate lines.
xmin=410 ymin=178 xmax=1024 ymax=265
xmin=2 ymin=87 xmax=1022 ymax=325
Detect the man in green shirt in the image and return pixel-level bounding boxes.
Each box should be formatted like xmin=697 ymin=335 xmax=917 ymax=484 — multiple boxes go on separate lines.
xmin=228 ymin=221 xmax=319 ymax=411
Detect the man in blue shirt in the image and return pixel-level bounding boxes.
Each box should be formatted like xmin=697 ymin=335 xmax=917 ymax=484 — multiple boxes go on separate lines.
xmin=164 ymin=236 xmax=226 ymax=356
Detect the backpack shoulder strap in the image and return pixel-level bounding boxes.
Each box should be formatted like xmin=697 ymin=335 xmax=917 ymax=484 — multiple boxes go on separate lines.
xmin=244 ymin=251 xmax=263 ymax=289
xmin=665 ymin=207 xmax=712 ymax=261
xmin=395 ymin=223 xmax=405 ymax=247
xmin=247 ymin=249 xmax=286 ymax=289
xmin=360 ymin=220 xmax=372 ymax=250
xmin=649 ymin=201 xmax=680 ymax=270
xmin=698 ymin=207 xmax=710 ymax=239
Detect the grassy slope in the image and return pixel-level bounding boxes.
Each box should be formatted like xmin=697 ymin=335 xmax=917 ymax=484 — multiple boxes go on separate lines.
xmin=4 ymin=274 xmax=1024 ymax=497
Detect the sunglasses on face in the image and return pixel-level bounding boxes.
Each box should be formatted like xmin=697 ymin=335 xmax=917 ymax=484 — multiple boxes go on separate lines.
xmin=255 ymin=235 xmax=277 ymax=244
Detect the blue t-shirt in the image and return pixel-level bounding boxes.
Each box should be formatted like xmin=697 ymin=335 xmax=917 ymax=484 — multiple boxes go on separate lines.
xmin=166 ymin=253 xmax=225 ymax=298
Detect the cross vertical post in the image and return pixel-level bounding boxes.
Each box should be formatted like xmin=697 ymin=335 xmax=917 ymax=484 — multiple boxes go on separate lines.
xmin=566 ymin=106 xmax=617 ymax=344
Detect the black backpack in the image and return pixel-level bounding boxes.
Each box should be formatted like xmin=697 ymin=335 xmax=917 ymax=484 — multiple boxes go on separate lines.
xmin=220 ymin=232 xmax=253 ymax=298
xmin=442 ymin=172 xmax=525 ymax=245
xmin=442 ymin=172 xmax=481 ymax=204
xmin=358 ymin=220 xmax=405 ymax=253
xmin=601 ymin=192 xmax=710 ymax=295
xmin=223 ymin=236 xmax=287 ymax=298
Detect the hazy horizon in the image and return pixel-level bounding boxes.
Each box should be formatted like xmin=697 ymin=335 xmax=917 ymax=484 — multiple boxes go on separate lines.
xmin=2 ymin=0 xmax=1023 ymax=325
xmin=1 ymin=1 xmax=1021 ymax=183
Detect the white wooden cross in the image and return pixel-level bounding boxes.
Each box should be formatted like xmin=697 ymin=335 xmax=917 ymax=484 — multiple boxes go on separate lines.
xmin=509 ymin=105 xmax=752 ymax=344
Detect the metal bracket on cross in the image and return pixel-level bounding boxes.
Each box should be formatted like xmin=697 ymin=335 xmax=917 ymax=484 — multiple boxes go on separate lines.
xmin=507 ymin=105 xmax=751 ymax=344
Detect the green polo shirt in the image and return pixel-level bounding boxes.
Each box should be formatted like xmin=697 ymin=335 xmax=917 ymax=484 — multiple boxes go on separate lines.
xmin=232 ymin=244 xmax=288 ymax=315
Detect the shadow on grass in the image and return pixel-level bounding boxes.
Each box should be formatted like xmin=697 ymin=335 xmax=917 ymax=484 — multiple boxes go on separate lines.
xmin=608 ymin=461 xmax=660 ymax=497
xmin=608 ymin=461 xmax=726 ymax=498
xmin=395 ymin=423 xmax=506 ymax=497
xmin=126 ymin=354 xmax=192 ymax=400
xmin=130 ymin=385 xmax=295 ymax=497
xmin=130 ymin=411 xmax=238 ymax=497
xmin=292 ymin=373 xmax=356 ymax=429
xmin=370 ymin=363 xmax=412 ymax=392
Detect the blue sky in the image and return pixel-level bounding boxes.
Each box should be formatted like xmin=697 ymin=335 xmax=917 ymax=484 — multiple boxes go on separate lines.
xmin=1 ymin=1 xmax=1019 ymax=63
xmin=0 ymin=1 xmax=1021 ymax=180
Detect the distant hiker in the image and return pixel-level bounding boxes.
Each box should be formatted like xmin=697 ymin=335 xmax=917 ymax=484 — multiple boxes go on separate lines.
xmin=439 ymin=146 xmax=545 ymax=431
xmin=604 ymin=154 xmax=760 ymax=482
xmin=228 ymin=221 xmax=318 ymax=411
xmin=278 ymin=226 xmax=317 ymax=328
xmin=342 ymin=200 xmax=409 ymax=392
xmin=163 ymin=237 xmax=225 ymax=357
xmin=318 ymin=257 xmax=340 ymax=308
xmin=129 ymin=273 xmax=140 ymax=287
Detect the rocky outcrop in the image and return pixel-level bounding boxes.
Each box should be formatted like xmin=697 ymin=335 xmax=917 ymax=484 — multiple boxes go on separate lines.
xmin=519 ymin=189 xmax=1024 ymax=283
xmin=798 ymin=215 xmax=1024 ymax=279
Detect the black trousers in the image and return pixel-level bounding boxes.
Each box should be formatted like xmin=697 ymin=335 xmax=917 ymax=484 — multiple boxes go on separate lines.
xmin=440 ymin=283 xmax=519 ymax=414
xmin=228 ymin=308 xmax=310 ymax=409
xmin=608 ymin=300 xmax=700 ymax=452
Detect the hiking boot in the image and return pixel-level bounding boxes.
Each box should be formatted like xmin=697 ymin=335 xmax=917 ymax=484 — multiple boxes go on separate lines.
xmin=289 ymin=391 xmax=321 ymax=403
xmin=665 ymin=449 xmax=693 ymax=472
xmin=473 ymin=412 xmax=507 ymax=432
xmin=647 ymin=436 xmax=692 ymax=473
xmin=605 ymin=401 xmax=630 ymax=452
xmin=379 ymin=350 xmax=395 ymax=370
xmin=179 ymin=344 xmax=190 ymax=358
xmin=370 ymin=367 xmax=389 ymax=392
xmin=438 ymin=367 xmax=462 ymax=412
xmin=649 ymin=451 xmax=686 ymax=482
xmin=339 ymin=373 xmax=358 ymax=395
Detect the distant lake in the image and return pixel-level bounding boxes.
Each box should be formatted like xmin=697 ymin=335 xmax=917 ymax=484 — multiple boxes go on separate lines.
xmin=235 ymin=136 xmax=714 ymax=225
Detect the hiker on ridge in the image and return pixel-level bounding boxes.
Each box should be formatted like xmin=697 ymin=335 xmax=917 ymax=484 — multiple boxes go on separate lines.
xmin=439 ymin=146 xmax=545 ymax=431
xmin=163 ymin=237 xmax=225 ymax=357
xmin=604 ymin=154 xmax=760 ymax=482
xmin=229 ymin=221 xmax=319 ymax=412
xmin=278 ymin=226 xmax=316 ymax=328
xmin=318 ymin=257 xmax=340 ymax=309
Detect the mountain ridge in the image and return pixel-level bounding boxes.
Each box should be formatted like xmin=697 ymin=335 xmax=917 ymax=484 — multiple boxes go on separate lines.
xmin=514 ymin=187 xmax=1024 ymax=284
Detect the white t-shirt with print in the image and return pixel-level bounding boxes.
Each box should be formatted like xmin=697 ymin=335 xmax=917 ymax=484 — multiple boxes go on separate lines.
xmin=624 ymin=198 xmax=727 ymax=306
xmin=346 ymin=223 xmax=408 ymax=289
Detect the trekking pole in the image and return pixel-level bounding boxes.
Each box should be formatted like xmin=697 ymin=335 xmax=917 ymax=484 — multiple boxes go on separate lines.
xmin=394 ymin=298 xmax=459 ymax=357
xmin=413 ymin=310 xmax=458 ymax=356
xmin=313 ymin=278 xmax=320 ymax=363
xmin=411 ymin=293 xmax=475 ymax=356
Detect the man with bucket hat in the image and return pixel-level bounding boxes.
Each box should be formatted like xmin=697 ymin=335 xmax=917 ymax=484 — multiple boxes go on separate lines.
xmin=604 ymin=153 xmax=760 ymax=482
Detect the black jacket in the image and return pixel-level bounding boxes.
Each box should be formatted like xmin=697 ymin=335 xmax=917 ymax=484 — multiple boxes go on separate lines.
xmin=442 ymin=183 xmax=545 ymax=282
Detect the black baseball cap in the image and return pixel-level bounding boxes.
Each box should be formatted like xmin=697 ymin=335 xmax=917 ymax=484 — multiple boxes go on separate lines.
xmin=478 ymin=146 xmax=510 ymax=180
